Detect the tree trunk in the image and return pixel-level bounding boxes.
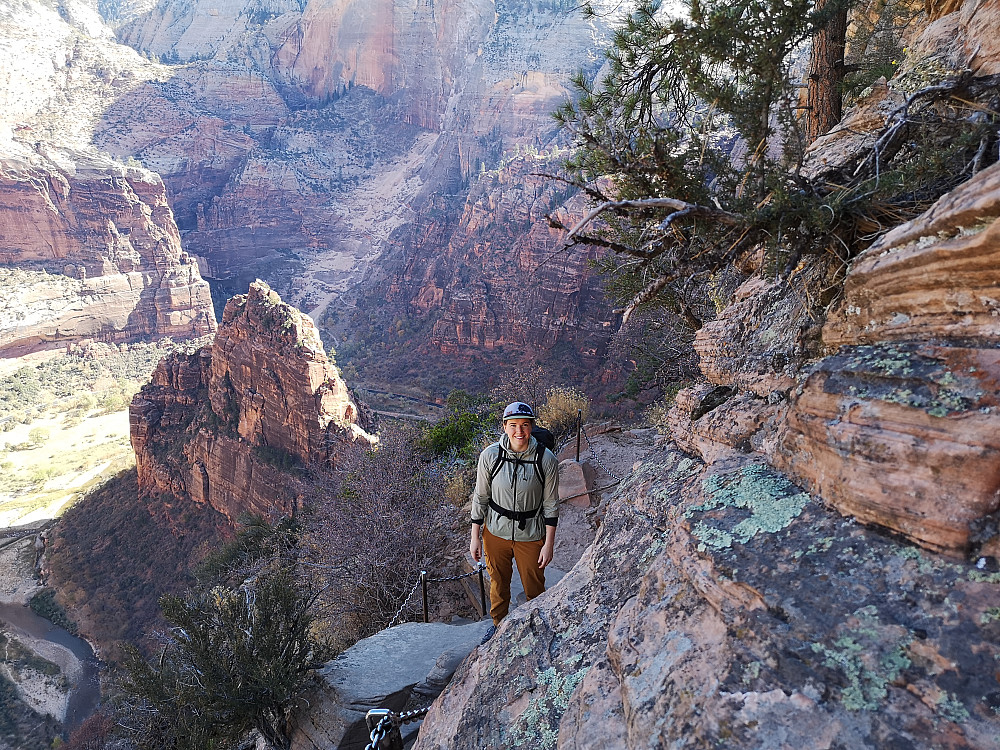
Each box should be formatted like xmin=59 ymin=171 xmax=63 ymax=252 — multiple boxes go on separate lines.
xmin=806 ymin=0 xmax=849 ymax=143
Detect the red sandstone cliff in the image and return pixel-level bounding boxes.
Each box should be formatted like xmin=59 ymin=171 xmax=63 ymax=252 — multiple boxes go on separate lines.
xmin=0 ymin=149 xmax=216 ymax=356
xmin=130 ymin=281 xmax=373 ymax=522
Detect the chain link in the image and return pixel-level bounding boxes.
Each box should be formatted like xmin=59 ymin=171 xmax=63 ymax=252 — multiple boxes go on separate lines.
xmin=580 ymin=424 xmax=626 ymax=482
xmin=388 ymin=578 xmax=420 ymax=628
xmin=365 ymin=714 xmax=393 ymax=750
xmin=399 ymin=706 xmax=431 ymax=723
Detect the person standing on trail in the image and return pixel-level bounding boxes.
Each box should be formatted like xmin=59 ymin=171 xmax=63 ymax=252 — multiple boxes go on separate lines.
xmin=470 ymin=402 xmax=559 ymax=639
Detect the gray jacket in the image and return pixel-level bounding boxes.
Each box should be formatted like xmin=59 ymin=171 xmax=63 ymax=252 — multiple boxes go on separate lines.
xmin=472 ymin=434 xmax=559 ymax=542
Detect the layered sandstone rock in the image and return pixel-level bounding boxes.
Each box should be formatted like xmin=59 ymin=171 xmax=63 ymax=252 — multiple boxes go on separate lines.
xmin=131 ymin=281 xmax=373 ymax=521
xmin=774 ymin=161 xmax=1000 ymax=555
xmin=692 ymin=265 xmax=830 ymax=398
xmin=824 ymin=161 xmax=1000 ymax=348
xmin=0 ymin=150 xmax=216 ymax=356
xmin=775 ymin=344 xmax=1000 ymax=554
xmin=97 ymin=0 xmax=624 ymax=384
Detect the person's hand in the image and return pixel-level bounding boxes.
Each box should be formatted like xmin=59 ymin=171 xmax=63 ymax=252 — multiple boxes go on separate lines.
xmin=538 ymin=541 xmax=554 ymax=569
xmin=470 ymin=526 xmax=482 ymax=563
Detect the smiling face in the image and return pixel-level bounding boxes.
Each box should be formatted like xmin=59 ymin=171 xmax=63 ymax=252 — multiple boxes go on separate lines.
xmin=504 ymin=418 xmax=533 ymax=452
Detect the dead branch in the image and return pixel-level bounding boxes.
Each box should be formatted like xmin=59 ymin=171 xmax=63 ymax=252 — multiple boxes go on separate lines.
xmin=564 ymin=197 xmax=742 ymax=244
xmin=616 ymin=272 xmax=679 ymax=325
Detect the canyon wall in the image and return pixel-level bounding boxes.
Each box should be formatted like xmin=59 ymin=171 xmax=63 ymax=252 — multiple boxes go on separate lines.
xmin=0 ymin=150 xmax=216 ymax=355
xmin=0 ymin=0 xmax=217 ymax=355
xmin=400 ymin=2 xmax=1000 ymax=747
xmin=130 ymin=281 xmax=373 ymax=522
xmin=90 ymin=0 xmax=626 ymax=389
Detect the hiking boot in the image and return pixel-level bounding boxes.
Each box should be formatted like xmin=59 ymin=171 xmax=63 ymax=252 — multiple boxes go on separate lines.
xmin=480 ymin=624 xmax=497 ymax=645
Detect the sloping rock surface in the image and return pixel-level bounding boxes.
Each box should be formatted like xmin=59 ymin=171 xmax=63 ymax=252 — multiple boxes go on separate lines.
xmin=291 ymin=621 xmax=491 ymax=750
xmin=130 ymin=280 xmax=372 ymax=521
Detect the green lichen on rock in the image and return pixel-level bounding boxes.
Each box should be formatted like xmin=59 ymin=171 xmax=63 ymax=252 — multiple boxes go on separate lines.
xmin=936 ymin=692 xmax=971 ymax=724
xmin=981 ymin=607 xmax=1000 ymax=625
xmin=817 ymin=344 xmax=986 ymax=417
xmin=810 ymin=605 xmax=912 ymax=712
xmin=686 ymin=463 xmax=809 ymax=551
xmin=500 ymin=656 xmax=590 ymax=749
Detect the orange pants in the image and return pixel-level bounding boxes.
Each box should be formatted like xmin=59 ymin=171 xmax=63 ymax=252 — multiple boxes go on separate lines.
xmin=482 ymin=527 xmax=546 ymax=626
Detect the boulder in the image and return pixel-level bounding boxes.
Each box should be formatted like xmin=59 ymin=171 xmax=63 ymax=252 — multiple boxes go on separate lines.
xmin=290 ymin=620 xmax=491 ymax=750
xmin=773 ymin=344 xmax=1000 ymax=554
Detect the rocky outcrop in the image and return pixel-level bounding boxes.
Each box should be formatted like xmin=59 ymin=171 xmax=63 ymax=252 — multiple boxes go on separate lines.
xmin=823 ymin=161 xmax=1000 ymax=348
xmin=291 ymin=621 xmax=490 ymax=750
xmin=415 ymin=450 xmax=1000 ymax=749
xmin=130 ymin=281 xmax=373 ymax=522
xmin=0 ymin=149 xmax=216 ymax=356
xmin=773 ymin=161 xmax=1000 ymax=556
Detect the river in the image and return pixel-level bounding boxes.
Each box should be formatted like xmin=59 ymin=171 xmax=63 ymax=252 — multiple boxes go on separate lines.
xmin=0 ymin=601 xmax=101 ymax=735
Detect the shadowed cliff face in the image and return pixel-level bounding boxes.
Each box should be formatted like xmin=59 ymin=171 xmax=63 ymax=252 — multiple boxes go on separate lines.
xmin=3 ymin=0 xmax=624 ymax=388
xmin=130 ymin=280 xmax=373 ymax=522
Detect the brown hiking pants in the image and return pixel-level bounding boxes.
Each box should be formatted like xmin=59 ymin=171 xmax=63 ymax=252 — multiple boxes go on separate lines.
xmin=482 ymin=526 xmax=546 ymax=626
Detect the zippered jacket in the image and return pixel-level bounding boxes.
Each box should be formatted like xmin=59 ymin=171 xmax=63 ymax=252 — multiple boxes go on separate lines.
xmin=471 ymin=434 xmax=559 ymax=542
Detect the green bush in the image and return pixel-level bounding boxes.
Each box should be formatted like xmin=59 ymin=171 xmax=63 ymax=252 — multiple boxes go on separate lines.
xmin=419 ymin=390 xmax=495 ymax=460
xmin=28 ymin=589 xmax=78 ymax=634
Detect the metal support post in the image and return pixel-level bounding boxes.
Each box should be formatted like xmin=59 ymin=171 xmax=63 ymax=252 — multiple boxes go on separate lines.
xmin=420 ymin=570 xmax=429 ymax=623
xmin=575 ymin=409 xmax=582 ymax=462
xmin=478 ymin=564 xmax=488 ymax=620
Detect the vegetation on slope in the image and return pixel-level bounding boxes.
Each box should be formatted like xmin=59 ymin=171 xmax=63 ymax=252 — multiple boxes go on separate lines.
xmin=552 ymin=0 xmax=999 ymax=393
xmin=47 ymin=470 xmax=232 ymax=659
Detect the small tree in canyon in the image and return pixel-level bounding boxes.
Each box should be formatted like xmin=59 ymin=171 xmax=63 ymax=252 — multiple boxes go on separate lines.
xmin=115 ymin=521 xmax=325 ymax=750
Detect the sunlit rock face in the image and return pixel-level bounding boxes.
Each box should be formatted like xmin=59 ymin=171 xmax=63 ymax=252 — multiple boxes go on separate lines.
xmin=773 ymin=162 xmax=1000 ymax=555
xmin=0 ymin=149 xmax=216 ymax=356
xmin=414 ymin=451 xmax=1000 ymax=749
xmin=0 ymin=0 xmax=217 ymax=355
xmin=130 ymin=281 xmax=373 ymax=522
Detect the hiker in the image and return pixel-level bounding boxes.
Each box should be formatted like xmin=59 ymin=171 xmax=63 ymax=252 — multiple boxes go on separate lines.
xmin=470 ymin=401 xmax=559 ymax=639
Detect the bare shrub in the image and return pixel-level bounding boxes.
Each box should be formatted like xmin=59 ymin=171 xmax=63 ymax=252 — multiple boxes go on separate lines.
xmin=490 ymin=365 xmax=545 ymax=413
xmin=301 ymin=424 xmax=454 ymax=650
xmin=537 ymin=386 xmax=590 ymax=442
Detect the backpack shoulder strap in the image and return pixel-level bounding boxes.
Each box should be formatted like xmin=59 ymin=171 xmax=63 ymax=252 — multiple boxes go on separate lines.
xmin=488 ymin=444 xmax=508 ymax=483
xmin=532 ymin=447 xmax=550 ymax=486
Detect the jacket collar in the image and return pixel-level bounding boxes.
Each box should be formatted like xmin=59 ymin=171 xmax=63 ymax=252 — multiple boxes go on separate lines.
xmin=500 ymin=433 xmax=536 ymax=457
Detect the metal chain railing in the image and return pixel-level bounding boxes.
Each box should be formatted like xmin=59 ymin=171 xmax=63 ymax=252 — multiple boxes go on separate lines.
xmin=387 ymin=578 xmax=422 ymax=628
xmin=389 ymin=562 xmax=488 ymax=627
xmin=580 ymin=421 xmax=626 ymax=482
xmin=365 ymin=706 xmax=432 ymax=750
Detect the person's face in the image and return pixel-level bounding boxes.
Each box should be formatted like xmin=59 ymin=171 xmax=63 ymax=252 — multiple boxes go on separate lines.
xmin=504 ymin=418 xmax=533 ymax=451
